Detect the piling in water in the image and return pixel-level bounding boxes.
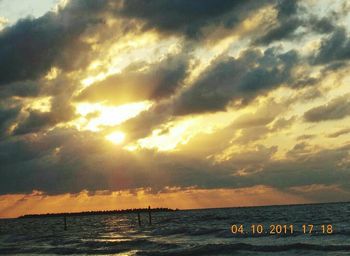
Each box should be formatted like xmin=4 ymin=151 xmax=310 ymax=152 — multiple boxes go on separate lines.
xmin=137 ymin=212 xmax=141 ymax=227
xmin=64 ymin=216 xmax=67 ymax=231
xmin=148 ymin=205 xmax=152 ymax=225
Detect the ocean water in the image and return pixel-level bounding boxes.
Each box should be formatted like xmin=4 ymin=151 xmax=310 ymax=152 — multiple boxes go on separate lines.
xmin=0 ymin=202 xmax=349 ymax=255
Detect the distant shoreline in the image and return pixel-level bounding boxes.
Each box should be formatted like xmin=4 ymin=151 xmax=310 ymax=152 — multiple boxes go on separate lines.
xmin=18 ymin=207 xmax=177 ymax=219
xmin=15 ymin=200 xmax=350 ymax=219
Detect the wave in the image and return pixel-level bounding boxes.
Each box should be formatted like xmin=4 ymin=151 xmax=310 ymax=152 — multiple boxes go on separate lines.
xmin=0 ymin=238 xmax=179 ymax=255
xmin=152 ymin=226 xmax=222 ymax=236
xmin=137 ymin=243 xmax=350 ymax=256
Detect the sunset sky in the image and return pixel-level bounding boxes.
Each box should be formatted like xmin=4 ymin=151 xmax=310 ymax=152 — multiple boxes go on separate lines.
xmin=1 ymin=0 xmax=350 ymax=218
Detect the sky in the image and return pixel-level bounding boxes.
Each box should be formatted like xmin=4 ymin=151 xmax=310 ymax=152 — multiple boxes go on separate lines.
xmin=0 ymin=0 xmax=350 ymax=218
xmin=0 ymin=0 xmax=59 ymax=24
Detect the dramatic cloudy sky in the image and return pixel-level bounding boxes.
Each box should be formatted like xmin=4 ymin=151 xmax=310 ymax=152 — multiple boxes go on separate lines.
xmin=1 ymin=0 xmax=350 ymax=218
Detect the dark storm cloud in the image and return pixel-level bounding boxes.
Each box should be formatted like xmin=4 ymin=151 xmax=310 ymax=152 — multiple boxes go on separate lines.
xmin=13 ymin=94 xmax=75 ymax=135
xmin=254 ymin=0 xmax=302 ymax=45
xmin=276 ymin=0 xmax=298 ymax=18
xmin=0 ymin=0 xmax=266 ymax=88
xmin=255 ymin=18 xmax=301 ymax=45
xmin=120 ymin=47 xmax=300 ymax=141
xmin=121 ymin=101 xmax=174 ymax=141
xmin=9 ymin=76 xmax=79 ymax=136
xmin=13 ymin=109 xmax=72 ymax=135
xmin=12 ymin=111 xmax=55 ymax=135
xmin=312 ymin=27 xmax=350 ymax=65
xmin=218 ymin=143 xmax=350 ymax=193
xmin=0 ymin=80 xmax=41 ymax=99
xmin=173 ymin=48 xmax=298 ymax=115
xmin=0 ymin=129 xmax=101 ymax=194
xmin=255 ymin=144 xmax=350 ymax=190
xmin=0 ymin=0 xmax=272 ymax=88
xmin=0 ymin=105 xmax=20 ymax=137
xmin=118 ymin=0 xmax=269 ymax=39
xmin=77 ymin=53 xmax=190 ymax=104
xmin=289 ymin=184 xmax=350 ymax=203
xmin=0 ymin=128 xmax=235 ymax=195
xmin=310 ymin=17 xmax=336 ymax=34
xmin=304 ymin=95 xmax=350 ymax=122
xmin=1 ymin=127 xmax=349 ymax=195
xmin=0 ymin=0 xmax=109 ymax=86
xmin=254 ymin=0 xmax=343 ymax=46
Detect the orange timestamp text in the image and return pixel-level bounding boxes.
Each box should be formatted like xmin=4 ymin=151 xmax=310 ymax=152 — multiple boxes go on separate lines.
xmin=231 ymin=224 xmax=334 ymax=235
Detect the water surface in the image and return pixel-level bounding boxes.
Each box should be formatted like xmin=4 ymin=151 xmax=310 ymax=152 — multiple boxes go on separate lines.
xmin=1 ymin=202 xmax=349 ymax=255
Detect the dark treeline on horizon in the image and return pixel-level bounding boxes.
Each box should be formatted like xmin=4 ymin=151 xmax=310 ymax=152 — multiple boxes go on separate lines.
xmin=19 ymin=207 xmax=177 ymax=219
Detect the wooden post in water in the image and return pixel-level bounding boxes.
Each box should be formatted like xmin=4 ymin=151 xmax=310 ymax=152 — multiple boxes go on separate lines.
xmin=148 ymin=205 xmax=152 ymax=225
xmin=64 ymin=215 xmax=67 ymax=231
xmin=137 ymin=212 xmax=141 ymax=227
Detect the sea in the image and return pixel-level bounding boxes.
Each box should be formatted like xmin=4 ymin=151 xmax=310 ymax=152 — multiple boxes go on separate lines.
xmin=0 ymin=202 xmax=349 ymax=255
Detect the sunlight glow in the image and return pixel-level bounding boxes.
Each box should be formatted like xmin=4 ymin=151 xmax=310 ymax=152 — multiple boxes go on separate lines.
xmin=45 ymin=67 xmax=59 ymax=80
xmin=28 ymin=96 xmax=52 ymax=112
xmin=75 ymin=101 xmax=152 ymax=132
xmin=137 ymin=119 xmax=195 ymax=151
xmin=106 ymin=131 xmax=126 ymax=144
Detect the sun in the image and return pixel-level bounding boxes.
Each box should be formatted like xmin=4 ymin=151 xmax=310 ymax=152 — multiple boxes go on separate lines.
xmin=106 ymin=131 xmax=126 ymax=144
